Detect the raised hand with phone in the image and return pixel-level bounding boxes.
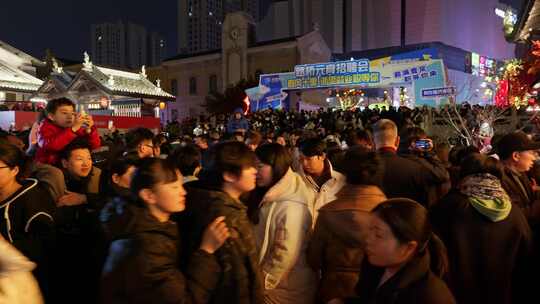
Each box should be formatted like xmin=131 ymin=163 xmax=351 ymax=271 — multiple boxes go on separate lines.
xmin=35 ymin=98 xmax=101 ymax=165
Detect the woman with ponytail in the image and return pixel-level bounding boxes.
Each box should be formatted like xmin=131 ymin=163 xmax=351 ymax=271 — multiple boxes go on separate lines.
xmin=344 ymin=198 xmax=455 ymax=304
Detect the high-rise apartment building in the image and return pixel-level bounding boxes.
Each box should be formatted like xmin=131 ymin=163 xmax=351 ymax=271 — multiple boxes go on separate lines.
xmin=177 ymin=0 xmax=260 ymax=54
xmin=91 ymin=21 xmax=166 ymax=69
xmin=91 ymin=22 xmax=126 ymax=67
xmin=258 ymin=0 xmax=515 ymax=60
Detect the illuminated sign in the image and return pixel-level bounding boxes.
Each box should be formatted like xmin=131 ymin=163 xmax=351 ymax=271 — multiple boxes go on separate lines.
xmin=471 ymin=52 xmax=497 ymax=77
xmin=422 ymin=86 xmax=456 ymax=98
xmin=289 ymin=59 xmax=380 ymax=89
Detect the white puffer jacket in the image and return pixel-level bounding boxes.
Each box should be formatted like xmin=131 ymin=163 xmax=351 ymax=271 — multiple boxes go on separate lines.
xmin=0 ymin=235 xmax=43 ymax=304
xmin=255 ymin=168 xmax=317 ymax=304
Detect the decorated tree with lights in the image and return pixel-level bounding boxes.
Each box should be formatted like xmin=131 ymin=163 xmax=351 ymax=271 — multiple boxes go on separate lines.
xmin=439 ymin=41 xmax=540 ymax=150
xmin=495 ymin=41 xmax=540 ymax=109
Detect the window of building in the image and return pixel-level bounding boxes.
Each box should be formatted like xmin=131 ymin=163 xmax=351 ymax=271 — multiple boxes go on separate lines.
xmin=189 ymin=77 xmax=197 ymax=95
xmin=209 ymin=74 xmax=218 ymax=93
xmin=170 ymin=79 xmax=178 ymax=96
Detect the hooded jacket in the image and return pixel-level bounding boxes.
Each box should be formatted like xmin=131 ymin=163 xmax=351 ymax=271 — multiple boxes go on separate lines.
xmin=254 ymin=168 xmax=317 ymax=304
xmin=307 ymin=185 xmax=386 ymax=303
xmin=0 ymin=178 xmax=55 ymax=300
xmin=100 ymin=198 xmax=221 ymax=304
xmin=432 ymin=190 xmax=532 ymax=304
xmin=181 ymin=182 xmax=264 ymax=304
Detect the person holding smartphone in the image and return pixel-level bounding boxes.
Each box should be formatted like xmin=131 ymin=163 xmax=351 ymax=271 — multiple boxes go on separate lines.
xmin=36 ymin=98 xmax=100 ymax=166
xmin=399 ymin=126 xmax=451 ymax=206
xmin=372 ymin=120 xmax=450 ymax=208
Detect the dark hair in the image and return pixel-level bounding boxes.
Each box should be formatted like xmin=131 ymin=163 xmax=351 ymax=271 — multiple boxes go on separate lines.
xmin=246 ymin=131 xmax=263 ymax=146
xmin=199 ymin=141 xmax=256 ymax=189
xmin=449 ymin=145 xmax=480 ymax=167
xmin=255 ymin=143 xmax=292 ymax=187
xmin=299 ymin=138 xmax=327 ymax=157
xmin=0 ymin=141 xmax=30 ymax=183
xmin=459 ymin=153 xmax=504 ymax=180
xmin=125 ymin=128 xmax=154 ymax=151
xmin=131 ymin=158 xmax=179 ymax=198
xmin=346 ymin=129 xmax=373 ymax=148
xmin=153 ymin=133 xmax=168 ymax=147
xmin=373 ymin=198 xmax=449 ymax=278
xmin=59 ymin=139 xmax=92 ymax=161
xmin=399 ymin=126 xmax=427 ymax=153
xmin=168 ymin=144 xmax=202 ymax=176
xmin=45 ymin=97 xmax=75 ymax=116
xmin=402 ymin=126 xmax=427 ymax=145
xmin=110 ymin=154 xmax=139 ymax=177
xmin=342 ymin=147 xmax=383 ymax=186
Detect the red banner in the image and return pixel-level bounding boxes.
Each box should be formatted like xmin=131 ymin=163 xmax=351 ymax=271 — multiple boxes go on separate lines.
xmin=9 ymin=111 xmax=160 ymax=131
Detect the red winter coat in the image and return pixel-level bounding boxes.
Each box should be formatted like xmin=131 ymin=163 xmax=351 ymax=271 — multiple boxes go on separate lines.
xmin=35 ymin=119 xmax=100 ymax=165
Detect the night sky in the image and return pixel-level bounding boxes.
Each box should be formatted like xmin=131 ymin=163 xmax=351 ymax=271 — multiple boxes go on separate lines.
xmin=0 ymin=0 xmax=178 ymax=61
xmin=0 ymin=0 xmax=525 ymax=62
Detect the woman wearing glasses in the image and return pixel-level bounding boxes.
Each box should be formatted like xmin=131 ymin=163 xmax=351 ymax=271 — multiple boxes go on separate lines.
xmin=0 ymin=141 xmax=56 ymax=301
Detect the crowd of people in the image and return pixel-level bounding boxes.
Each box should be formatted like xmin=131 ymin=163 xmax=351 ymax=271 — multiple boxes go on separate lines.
xmin=1 ymin=97 xmax=540 ymax=304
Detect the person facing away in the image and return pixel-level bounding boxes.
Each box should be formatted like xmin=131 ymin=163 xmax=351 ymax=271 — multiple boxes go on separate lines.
xmin=308 ymin=147 xmax=387 ymax=303
xmin=180 ymin=141 xmax=264 ymax=304
xmin=398 ymin=126 xmax=450 ymax=207
xmin=36 ymin=98 xmax=100 ymax=165
xmin=251 ymin=143 xmax=317 ymax=304
xmin=297 ymin=138 xmax=346 ymax=223
xmin=100 ymin=158 xmax=230 ymax=304
xmin=432 ymin=153 xmax=532 ymax=304
xmin=372 ymin=119 xmax=448 ymax=207
xmin=344 ymin=198 xmax=456 ymax=304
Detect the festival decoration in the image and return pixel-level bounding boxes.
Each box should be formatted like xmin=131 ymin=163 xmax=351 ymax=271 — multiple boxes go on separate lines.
xmin=495 ymin=41 xmax=540 ymax=109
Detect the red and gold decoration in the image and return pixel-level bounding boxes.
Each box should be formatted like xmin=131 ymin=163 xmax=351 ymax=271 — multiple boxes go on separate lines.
xmin=495 ymin=41 xmax=540 ymax=108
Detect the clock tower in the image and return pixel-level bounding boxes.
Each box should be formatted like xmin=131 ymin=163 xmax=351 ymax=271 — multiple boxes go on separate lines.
xmin=222 ymin=12 xmax=254 ymax=88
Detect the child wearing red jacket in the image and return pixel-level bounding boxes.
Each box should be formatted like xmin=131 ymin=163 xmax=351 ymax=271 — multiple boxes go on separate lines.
xmin=36 ymin=98 xmax=100 ymax=165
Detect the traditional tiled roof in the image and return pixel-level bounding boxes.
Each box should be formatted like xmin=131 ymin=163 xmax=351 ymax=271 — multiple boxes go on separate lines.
xmin=73 ymin=65 xmax=175 ymax=100
xmin=0 ymin=59 xmax=43 ymax=93
xmin=35 ymin=69 xmax=76 ymax=96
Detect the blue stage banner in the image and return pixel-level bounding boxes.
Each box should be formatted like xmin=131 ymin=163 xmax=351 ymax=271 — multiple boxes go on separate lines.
xmin=289 ymin=59 xmax=380 ymax=89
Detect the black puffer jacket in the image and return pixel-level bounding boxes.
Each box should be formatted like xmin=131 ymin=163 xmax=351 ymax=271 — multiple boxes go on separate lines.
xmin=100 ymin=198 xmax=221 ymax=304
xmin=180 ymin=181 xmax=264 ymax=304
xmin=346 ymin=251 xmax=455 ymax=304
xmin=0 ymin=178 xmax=55 ymax=300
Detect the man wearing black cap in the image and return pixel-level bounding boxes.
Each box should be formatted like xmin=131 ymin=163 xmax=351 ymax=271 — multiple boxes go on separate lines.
xmin=499 ymin=131 xmax=540 ymax=223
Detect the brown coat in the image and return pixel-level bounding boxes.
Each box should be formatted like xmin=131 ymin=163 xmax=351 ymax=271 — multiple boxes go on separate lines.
xmin=307 ymin=185 xmax=386 ymax=303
